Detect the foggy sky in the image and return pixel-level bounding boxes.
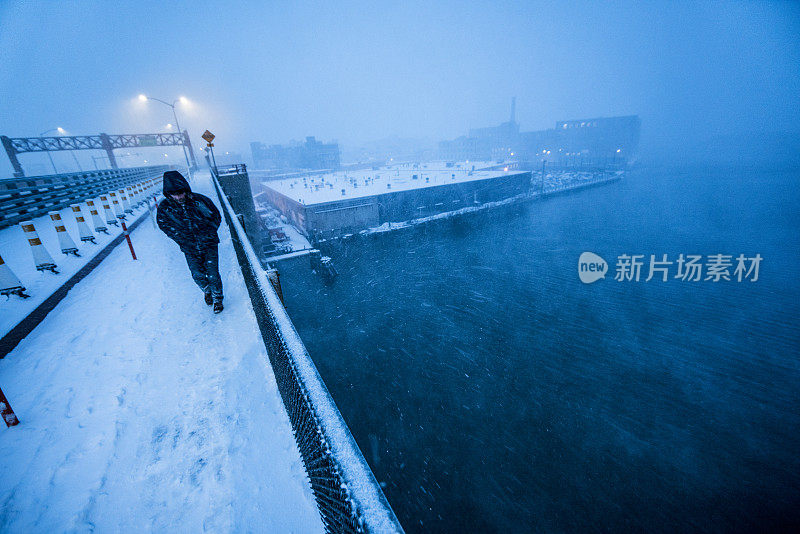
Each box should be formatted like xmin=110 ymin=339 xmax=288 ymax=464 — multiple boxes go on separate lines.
xmin=1 ymin=0 xmax=798 ymax=174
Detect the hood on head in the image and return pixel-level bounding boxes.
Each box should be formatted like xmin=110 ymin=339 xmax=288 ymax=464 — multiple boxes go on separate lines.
xmin=163 ymin=170 xmax=191 ymax=195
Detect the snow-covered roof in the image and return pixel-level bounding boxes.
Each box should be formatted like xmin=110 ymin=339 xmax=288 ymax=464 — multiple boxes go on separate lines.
xmin=262 ymin=161 xmax=524 ymax=206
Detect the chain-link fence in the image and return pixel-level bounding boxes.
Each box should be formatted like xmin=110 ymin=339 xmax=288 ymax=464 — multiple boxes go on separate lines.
xmin=211 ymin=172 xmax=403 ymax=534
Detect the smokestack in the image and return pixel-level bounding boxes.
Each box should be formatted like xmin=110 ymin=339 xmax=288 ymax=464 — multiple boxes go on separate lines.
xmin=510 ymin=96 xmax=516 ymax=124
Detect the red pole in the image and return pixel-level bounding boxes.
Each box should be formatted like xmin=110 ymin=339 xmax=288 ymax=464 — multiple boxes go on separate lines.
xmin=120 ymin=220 xmax=137 ymax=260
xmin=0 ymin=386 xmax=20 ymax=427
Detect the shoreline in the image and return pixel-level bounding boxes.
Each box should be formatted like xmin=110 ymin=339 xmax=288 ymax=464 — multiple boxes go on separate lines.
xmin=312 ymin=171 xmax=623 ymax=244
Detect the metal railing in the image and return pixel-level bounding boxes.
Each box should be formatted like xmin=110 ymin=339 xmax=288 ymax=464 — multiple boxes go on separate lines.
xmin=0 ymin=165 xmax=176 ymax=228
xmin=215 ymin=163 xmax=247 ymax=176
xmin=211 ymin=171 xmax=403 ymax=534
xmin=535 ymin=169 xmax=623 ymax=197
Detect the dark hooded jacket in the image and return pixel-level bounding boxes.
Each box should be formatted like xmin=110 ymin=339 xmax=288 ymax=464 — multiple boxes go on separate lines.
xmin=156 ymin=171 xmax=221 ymax=251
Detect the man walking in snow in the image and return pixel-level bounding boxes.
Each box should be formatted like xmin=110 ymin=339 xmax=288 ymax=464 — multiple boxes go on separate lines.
xmin=156 ymin=170 xmax=225 ymax=313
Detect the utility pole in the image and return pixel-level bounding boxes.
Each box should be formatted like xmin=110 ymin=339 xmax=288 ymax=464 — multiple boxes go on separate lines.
xmin=209 ymin=145 xmax=219 ymax=175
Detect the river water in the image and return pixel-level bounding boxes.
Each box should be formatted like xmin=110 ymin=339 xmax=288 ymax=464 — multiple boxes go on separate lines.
xmin=279 ymin=165 xmax=800 ymax=532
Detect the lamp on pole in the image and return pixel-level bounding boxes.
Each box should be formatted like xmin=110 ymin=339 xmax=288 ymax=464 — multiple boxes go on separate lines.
xmin=39 ymin=127 xmax=65 ymax=174
xmin=138 ymin=94 xmax=193 ymax=177
xmin=58 ymin=128 xmax=83 ymax=171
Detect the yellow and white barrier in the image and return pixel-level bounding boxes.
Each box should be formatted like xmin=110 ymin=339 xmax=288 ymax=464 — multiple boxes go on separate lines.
xmin=19 ymin=221 xmax=58 ymax=273
xmin=109 ymin=191 xmax=126 ymax=220
xmin=86 ymin=200 xmax=109 ymax=234
xmin=120 ymin=188 xmax=133 ymax=214
xmin=126 ymin=185 xmax=138 ymax=209
xmin=0 ymin=253 xmax=29 ymax=298
xmin=100 ymin=195 xmax=119 ymax=226
xmin=70 ymin=204 xmax=96 ymax=244
xmin=49 ymin=211 xmax=80 ymax=256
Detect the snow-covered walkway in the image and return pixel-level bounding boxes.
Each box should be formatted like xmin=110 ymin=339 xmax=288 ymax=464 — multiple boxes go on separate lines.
xmin=0 ymin=174 xmax=323 ymax=533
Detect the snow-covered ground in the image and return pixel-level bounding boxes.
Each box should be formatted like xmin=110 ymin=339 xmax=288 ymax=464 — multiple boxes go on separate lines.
xmin=0 ymin=173 xmax=323 ymax=533
xmin=253 ymin=200 xmax=313 ymax=258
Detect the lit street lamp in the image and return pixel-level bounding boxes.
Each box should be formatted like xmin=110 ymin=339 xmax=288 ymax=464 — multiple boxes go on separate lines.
xmin=138 ymin=94 xmax=193 ymax=176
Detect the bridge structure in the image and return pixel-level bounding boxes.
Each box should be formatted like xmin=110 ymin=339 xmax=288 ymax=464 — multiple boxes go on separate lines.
xmin=1 ymin=132 xmax=198 ymax=177
xmin=0 ymin=168 xmax=403 ymax=533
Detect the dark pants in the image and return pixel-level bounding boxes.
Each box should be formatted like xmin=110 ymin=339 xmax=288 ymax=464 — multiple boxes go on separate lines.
xmin=184 ymin=245 xmax=223 ymax=299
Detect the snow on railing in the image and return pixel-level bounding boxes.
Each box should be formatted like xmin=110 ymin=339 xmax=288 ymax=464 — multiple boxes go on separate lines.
xmin=211 ymin=172 xmax=403 ymax=534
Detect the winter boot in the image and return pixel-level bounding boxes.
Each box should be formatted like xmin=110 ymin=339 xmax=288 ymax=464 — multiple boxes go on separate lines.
xmin=213 ymin=298 xmax=224 ymax=314
xmin=204 ymin=291 xmax=213 ymax=305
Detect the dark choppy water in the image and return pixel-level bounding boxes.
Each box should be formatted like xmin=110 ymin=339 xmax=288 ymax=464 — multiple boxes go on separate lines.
xmin=280 ymin=165 xmax=800 ymax=532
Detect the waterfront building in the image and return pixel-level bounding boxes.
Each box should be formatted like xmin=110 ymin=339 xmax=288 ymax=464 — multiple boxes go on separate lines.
xmin=438 ymin=99 xmax=641 ymax=165
xmin=258 ymin=162 xmax=531 ymax=241
xmin=250 ymin=136 xmax=341 ymax=171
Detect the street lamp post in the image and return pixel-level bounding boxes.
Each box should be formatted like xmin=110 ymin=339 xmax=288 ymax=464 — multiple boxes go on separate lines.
xmin=70 ymin=151 xmax=82 ymax=171
xmin=39 ymin=128 xmax=63 ymax=174
xmin=39 ymin=127 xmax=83 ymax=172
xmin=138 ymin=95 xmax=193 ymax=178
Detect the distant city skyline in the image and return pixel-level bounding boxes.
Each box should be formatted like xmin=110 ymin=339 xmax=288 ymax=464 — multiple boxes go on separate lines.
xmin=1 ymin=1 xmax=799 ymax=174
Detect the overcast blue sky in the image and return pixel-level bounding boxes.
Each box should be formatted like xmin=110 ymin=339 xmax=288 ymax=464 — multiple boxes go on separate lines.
xmin=0 ymin=1 xmax=798 ymax=173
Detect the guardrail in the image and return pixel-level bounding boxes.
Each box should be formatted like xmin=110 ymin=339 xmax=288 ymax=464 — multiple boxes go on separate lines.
xmin=215 ymin=163 xmax=247 ymax=176
xmin=211 ymin=171 xmax=403 ymax=534
xmin=543 ymin=170 xmax=622 ymax=193
xmin=0 ymin=189 xmax=161 ymax=359
xmin=0 ymin=165 xmax=176 ymax=228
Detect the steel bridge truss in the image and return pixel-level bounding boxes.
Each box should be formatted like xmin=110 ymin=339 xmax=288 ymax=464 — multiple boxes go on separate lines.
xmin=1 ymin=132 xmax=197 ymax=177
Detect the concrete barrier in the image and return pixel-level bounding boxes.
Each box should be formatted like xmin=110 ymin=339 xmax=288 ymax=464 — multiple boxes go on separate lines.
xmin=109 ymin=191 xmax=125 ymax=220
xmin=0 ymin=252 xmax=29 ymax=298
xmin=86 ymin=200 xmax=109 ymax=234
xmin=19 ymin=220 xmax=58 ymax=273
xmin=70 ymin=204 xmax=96 ymax=244
xmin=100 ymin=195 xmax=118 ymax=227
xmin=119 ymin=188 xmax=133 ymax=214
xmin=48 ymin=211 xmax=80 ymax=256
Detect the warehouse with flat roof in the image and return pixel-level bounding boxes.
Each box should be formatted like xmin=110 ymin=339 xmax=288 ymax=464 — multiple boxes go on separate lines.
xmin=258 ymin=162 xmax=531 ymax=241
